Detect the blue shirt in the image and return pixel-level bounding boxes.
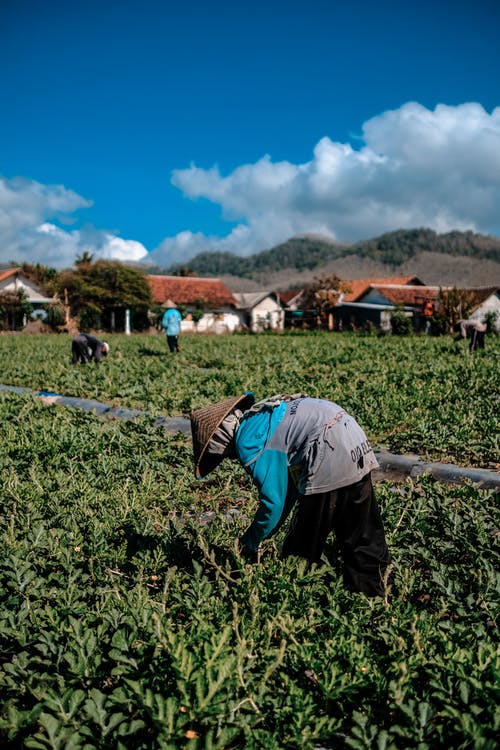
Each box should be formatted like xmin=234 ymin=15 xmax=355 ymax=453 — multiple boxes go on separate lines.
xmin=162 ymin=308 xmax=182 ymax=336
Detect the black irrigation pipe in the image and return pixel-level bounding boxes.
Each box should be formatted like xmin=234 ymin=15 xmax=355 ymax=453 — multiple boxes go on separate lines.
xmin=1 ymin=383 xmax=499 ymax=490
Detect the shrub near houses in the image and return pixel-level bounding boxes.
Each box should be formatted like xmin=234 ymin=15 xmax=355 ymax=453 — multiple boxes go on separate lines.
xmin=56 ymin=260 xmax=153 ymax=332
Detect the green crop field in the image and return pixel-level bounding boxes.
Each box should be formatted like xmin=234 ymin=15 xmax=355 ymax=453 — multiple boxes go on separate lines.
xmin=0 ymin=332 xmax=498 ymax=749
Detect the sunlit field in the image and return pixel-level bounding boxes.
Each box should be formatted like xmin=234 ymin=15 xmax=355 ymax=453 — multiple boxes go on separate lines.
xmin=0 ymin=331 xmax=498 ymax=748
xmin=0 ymin=330 xmax=498 ymax=466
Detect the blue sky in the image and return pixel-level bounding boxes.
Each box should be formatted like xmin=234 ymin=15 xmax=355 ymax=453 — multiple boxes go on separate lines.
xmin=1 ymin=0 xmax=499 ymax=268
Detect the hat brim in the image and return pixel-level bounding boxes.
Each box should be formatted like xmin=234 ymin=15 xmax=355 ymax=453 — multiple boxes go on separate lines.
xmin=190 ymin=393 xmax=255 ymax=479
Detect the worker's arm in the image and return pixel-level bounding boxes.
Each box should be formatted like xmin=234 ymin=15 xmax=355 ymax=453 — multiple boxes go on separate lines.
xmin=239 ymin=448 xmax=289 ymax=555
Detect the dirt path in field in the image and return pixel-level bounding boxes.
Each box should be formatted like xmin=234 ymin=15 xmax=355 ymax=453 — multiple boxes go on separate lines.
xmin=1 ymin=383 xmax=499 ymax=490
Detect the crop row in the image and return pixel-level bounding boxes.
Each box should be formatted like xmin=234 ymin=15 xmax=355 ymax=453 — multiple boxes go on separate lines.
xmin=0 ymin=386 xmax=499 ymax=748
xmin=1 ymin=332 xmax=498 ymax=747
xmin=0 ymin=331 xmax=498 ymax=467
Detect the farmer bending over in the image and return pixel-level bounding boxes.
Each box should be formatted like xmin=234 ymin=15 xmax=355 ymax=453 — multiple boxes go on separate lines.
xmin=458 ymin=318 xmax=487 ymax=353
xmin=190 ymin=393 xmax=391 ymax=596
xmin=71 ymin=333 xmax=109 ymax=364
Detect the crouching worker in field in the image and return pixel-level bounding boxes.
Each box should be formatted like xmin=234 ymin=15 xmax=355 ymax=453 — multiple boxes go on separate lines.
xmin=458 ymin=318 xmax=487 ymax=353
xmin=71 ymin=333 xmax=109 ymax=365
xmin=190 ymin=393 xmax=391 ymax=596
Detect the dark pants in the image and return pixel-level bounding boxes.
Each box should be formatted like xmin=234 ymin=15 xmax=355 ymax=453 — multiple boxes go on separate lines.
xmin=167 ymin=335 xmax=180 ymax=353
xmin=281 ymin=473 xmax=391 ymax=596
xmin=72 ymin=337 xmax=91 ymax=364
xmin=470 ymin=329 xmax=485 ymax=352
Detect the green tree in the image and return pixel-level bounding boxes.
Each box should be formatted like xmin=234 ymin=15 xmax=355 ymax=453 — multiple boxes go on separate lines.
xmin=390 ymin=308 xmax=413 ymax=335
xmin=75 ymin=250 xmax=95 ymax=266
xmin=56 ymin=260 xmax=153 ymax=332
xmin=302 ymin=274 xmax=350 ymax=329
xmin=0 ymin=289 xmax=33 ymax=330
xmin=484 ymin=310 xmax=498 ymax=334
xmin=19 ymin=262 xmax=59 ymax=293
xmin=191 ymin=298 xmax=205 ymax=328
xmin=437 ymin=287 xmax=476 ymax=334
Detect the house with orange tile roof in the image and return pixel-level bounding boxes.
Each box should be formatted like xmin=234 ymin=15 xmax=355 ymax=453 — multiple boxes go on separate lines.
xmin=277 ymin=277 xmax=425 ymax=330
xmin=0 ymin=268 xmax=55 ymax=328
xmin=276 ymin=276 xmax=500 ymax=332
xmin=340 ymin=276 xmax=424 ymax=303
xmin=337 ymin=281 xmax=499 ymax=332
xmin=276 ymin=289 xmax=304 ymax=308
xmin=0 ymin=268 xmax=54 ymax=304
xmin=146 ymin=275 xmax=243 ymax=333
xmin=333 ymin=278 xmax=436 ymax=332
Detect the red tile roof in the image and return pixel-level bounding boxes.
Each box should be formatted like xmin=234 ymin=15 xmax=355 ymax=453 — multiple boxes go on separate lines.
xmin=0 ymin=268 xmax=19 ymax=283
xmin=277 ymin=289 xmax=304 ymax=305
xmin=363 ymin=284 xmax=499 ymax=308
xmin=342 ymin=276 xmax=423 ymax=302
xmin=146 ymin=275 xmax=236 ymax=307
xmin=368 ymin=285 xmax=440 ymax=306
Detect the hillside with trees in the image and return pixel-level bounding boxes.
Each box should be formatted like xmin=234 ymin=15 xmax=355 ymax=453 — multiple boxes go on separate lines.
xmin=349 ymin=228 xmax=500 ymax=264
xmin=162 ymin=228 xmax=500 ymax=288
xmin=165 ymin=236 xmax=347 ymax=278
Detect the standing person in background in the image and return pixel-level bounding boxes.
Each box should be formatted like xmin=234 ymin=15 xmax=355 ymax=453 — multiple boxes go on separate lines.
xmin=423 ymin=300 xmax=434 ymax=334
xmin=161 ymin=300 xmax=182 ymax=353
xmin=71 ymin=333 xmax=109 ymax=364
xmin=190 ymin=392 xmax=391 ymax=597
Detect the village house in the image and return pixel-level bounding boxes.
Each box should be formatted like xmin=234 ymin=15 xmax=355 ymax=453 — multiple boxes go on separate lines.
xmin=343 ymin=282 xmax=500 ymax=332
xmin=343 ymin=279 xmax=433 ymax=331
xmin=277 ymin=277 xmax=428 ymax=331
xmin=232 ymin=291 xmax=284 ymax=331
xmin=466 ymin=287 xmax=500 ymax=331
xmin=276 ymin=289 xmax=309 ymax=328
xmin=0 ymin=268 xmax=55 ymax=308
xmin=307 ymin=275 xmax=500 ymax=332
xmin=146 ymin=275 xmax=241 ymax=333
xmin=0 ymin=268 xmax=55 ymax=328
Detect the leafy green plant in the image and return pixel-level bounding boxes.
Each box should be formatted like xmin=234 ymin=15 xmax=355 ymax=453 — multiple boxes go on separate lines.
xmin=390 ymin=309 xmax=413 ymax=335
xmin=0 ymin=377 xmax=498 ymax=748
xmin=0 ymin=331 xmax=499 ymax=747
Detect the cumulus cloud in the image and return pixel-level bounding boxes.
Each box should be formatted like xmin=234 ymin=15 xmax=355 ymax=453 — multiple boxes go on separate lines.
xmin=3 ymin=103 xmax=500 ymax=270
xmin=149 ymin=101 xmax=500 ymax=267
xmin=0 ymin=175 xmax=148 ymax=267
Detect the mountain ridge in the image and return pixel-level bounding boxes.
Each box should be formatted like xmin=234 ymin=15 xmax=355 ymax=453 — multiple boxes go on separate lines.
xmin=150 ymin=228 xmax=500 ymax=289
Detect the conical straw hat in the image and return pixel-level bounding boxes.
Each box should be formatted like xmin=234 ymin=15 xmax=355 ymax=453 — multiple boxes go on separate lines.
xmin=163 ymin=299 xmax=177 ymax=309
xmin=190 ymin=393 xmax=255 ymax=478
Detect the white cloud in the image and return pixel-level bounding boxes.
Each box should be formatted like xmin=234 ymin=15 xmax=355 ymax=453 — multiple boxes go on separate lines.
xmin=99 ymin=235 xmax=149 ymax=262
xmin=149 ymin=101 xmax=500 ymax=267
xmin=0 ymin=175 xmax=148 ymax=267
xmin=3 ymin=102 xmax=500 ymax=270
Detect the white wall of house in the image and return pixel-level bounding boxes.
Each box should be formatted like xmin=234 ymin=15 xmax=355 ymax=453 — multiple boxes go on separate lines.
xmin=248 ymin=298 xmax=284 ymax=331
xmin=470 ymin=293 xmax=500 ymax=331
xmin=0 ymin=274 xmax=53 ymax=304
xmin=181 ymin=308 xmax=243 ymax=334
xmin=380 ymin=310 xmax=393 ymax=332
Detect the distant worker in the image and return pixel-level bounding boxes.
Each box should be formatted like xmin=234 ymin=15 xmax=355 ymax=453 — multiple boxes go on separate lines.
xmin=190 ymin=393 xmax=391 ymax=596
xmin=161 ymin=299 xmax=182 ymax=353
xmin=71 ymin=333 xmax=109 ymax=364
xmin=459 ymin=318 xmax=487 ymax=352
xmin=423 ymin=300 xmax=434 ymax=334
